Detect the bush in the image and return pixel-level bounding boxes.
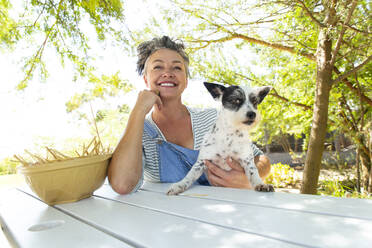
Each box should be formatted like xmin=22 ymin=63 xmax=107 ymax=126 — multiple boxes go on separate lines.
xmin=264 ymin=163 xmax=300 ymax=188
xmin=318 ymin=179 xmax=372 ymax=199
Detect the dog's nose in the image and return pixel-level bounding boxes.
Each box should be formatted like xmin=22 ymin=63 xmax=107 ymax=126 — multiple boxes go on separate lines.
xmin=246 ymin=111 xmax=256 ymax=120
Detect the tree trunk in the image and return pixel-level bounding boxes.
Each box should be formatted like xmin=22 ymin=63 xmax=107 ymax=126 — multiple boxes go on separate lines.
xmin=356 ymin=149 xmax=361 ymax=193
xmin=369 ymin=130 xmax=372 ymax=193
xmin=334 ymin=132 xmax=341 ymax=156
xmin=369 ymin=158 xmax=372 ymax=193
xmin=354 ymin=131 xmax=371 ymax=192
xmin=334 ymin=132 xmax=341 ymax=169
xmin=264 ymin=128 xmax=271 ymax=154
xmin=301 ymin=28 xmax=333 ymax=194
xmin=359 ymin=148 xmax=371 ymax=192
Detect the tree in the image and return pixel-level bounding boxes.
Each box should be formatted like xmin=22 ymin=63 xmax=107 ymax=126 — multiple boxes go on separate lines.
xmin=130 ymin=0 xmax=371 ymax=194
xmin=0 ymin=0 xmax=127 ymax=89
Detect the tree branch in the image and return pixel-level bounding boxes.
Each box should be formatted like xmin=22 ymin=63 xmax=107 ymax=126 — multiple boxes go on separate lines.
xmin=332 ymin=55 xmax=372 ymax=85
xmin=234 ymin=72 xmax=313 ymax=111
xmin=340 ymin=22 xmax=372 ymax=34
xmin=20 ymin=0 xmax=63 ymax=86
xmin=232 ymin=33 xmax=316 ymax=61
xmin=271 ymin=88 xmax=313 ymax=111
xmin=271 ymin=28 xmax=316 ymax=51
xmin=338 ymin=97 xmax=370 ymax=156
xmin=191 ymin=33 xmax=316 ymax=61
xmin=355 ymin=74 xmax=365 ymax=130
xmin=330 ymin=0 xmax=358 ymax=66
xmin=333 ymin=66 xmax=372 ymax=107
xmin=295 ymin=0 xmax=324 ymax=27
xmin=180 ymin=6 xmax=316 ymax=61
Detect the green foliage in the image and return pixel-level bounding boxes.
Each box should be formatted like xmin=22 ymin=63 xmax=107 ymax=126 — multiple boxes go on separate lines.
xmin=0 ymin=157 xmax=20 ymax=175
xmin=66 ymin=104 xmax=131 ymax=150
xmin=248 ymin=48 xmax=315 ymax=146
xmin=264 ymin=163 xmax=300 ymax=188
xmin=1 ymin=0 xmax=127 ymax=88
xmin=0 ymin=0 xmax=21 ymax=47
xmin=66 ymin=71 xmax=134 ymax=112
xmin=318 ymin=180 xmax=350 ymax=198
xmin=318 ymin=179 xmax=372 ymax=199
xmin=131 ymin=0 xmax=371 ymax=156
xmin=92 ymin=107 xmax=130 ymax=147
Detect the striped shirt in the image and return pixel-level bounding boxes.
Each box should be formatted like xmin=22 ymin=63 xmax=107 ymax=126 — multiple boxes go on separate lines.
xmin=141 ymin=107 xmax=263 ymax=183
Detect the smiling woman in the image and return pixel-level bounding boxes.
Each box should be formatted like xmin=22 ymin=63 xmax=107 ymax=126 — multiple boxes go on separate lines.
xmin=143 ymin=49 xmax=188 ymax=100
xmin=107 ymin=36 xmax=270 ymax=195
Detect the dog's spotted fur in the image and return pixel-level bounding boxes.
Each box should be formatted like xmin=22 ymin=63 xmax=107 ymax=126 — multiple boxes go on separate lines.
xmin=167 ymin=82 xmax=274 ymax=195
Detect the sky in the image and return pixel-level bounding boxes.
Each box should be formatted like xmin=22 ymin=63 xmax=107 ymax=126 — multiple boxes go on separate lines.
xmin=0 ymin=0 xmax=217 ymax=160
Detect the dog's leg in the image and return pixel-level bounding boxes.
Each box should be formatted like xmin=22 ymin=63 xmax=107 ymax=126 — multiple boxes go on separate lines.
xmin=167 ymin=160 xmax=206 ymax=195
xmin=242 ymin=159 xmax=274 ymax=192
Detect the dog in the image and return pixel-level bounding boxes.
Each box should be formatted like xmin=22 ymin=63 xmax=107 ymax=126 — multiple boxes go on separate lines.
xmin=167 ymin=82 xmax=274 ymax=195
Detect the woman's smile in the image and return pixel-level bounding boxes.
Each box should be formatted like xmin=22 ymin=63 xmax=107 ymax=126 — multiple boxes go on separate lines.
xmin=144 ymin=48 xmax=188 ymax=99
xmin=158 ymin=81 xmax=177 ymax=87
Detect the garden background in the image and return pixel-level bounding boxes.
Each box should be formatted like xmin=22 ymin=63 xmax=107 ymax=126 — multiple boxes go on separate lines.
xmin=0 ymin=0 xmax=371 ymax=198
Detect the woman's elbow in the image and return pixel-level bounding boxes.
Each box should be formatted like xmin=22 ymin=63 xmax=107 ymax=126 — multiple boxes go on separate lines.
xmin=108 ymin=178 xmax=137 ymax=195
xmin=255 ymin=155 xmax=271 ymax=179
xmin=107 ymin=157 xmax=142 ymax=195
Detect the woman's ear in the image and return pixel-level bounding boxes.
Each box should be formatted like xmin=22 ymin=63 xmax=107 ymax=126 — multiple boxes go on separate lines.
xmin=143 ymin=75 xmax=149 ymax=88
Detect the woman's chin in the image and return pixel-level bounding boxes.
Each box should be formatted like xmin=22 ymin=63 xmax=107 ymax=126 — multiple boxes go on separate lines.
xmin=159 ymin=89 xmax=184 ymax=98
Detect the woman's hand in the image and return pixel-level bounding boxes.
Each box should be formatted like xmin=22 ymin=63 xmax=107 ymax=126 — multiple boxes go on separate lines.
xmin=205 ymin=158 xmax=252 ymax=189
xmin=205 ymin=156 xmax=271 ymax=189
xmin=133 ymin=89 xmax=163 ymax=115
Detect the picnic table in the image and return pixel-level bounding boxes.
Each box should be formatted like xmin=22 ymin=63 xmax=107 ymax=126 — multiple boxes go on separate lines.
xmin=1 ymin=181 xmax=372 ymax=248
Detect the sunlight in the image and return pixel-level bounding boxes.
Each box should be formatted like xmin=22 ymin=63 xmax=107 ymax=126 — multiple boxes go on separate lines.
xmin=219 ymin=233 xmax=267 ymax=248
xmin=278 ymin=203 xmax=305 ymax=210
xmin=203 ymin=204 xmax=237 ymax=213
xmin=0 ymin=0 xmax=215 ymax=161
xmin=314 ymin=233 xmax=352 ymax=247
xmin=192 ymin=224 xmax=220 ymax=239
xmin=162 ymin=223 xmax=188 ymax=233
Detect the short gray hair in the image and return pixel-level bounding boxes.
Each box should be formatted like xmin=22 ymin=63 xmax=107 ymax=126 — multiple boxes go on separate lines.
xmin=136 ymin=36 xmax=190 ymax=76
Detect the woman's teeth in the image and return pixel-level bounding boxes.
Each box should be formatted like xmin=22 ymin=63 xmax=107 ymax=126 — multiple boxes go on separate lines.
xmin=159 ymin=83 xmax=176 ymax=87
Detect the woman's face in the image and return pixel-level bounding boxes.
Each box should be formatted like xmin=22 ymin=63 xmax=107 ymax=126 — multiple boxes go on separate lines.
xmin=144 ymin=48 xmax=188 ymax=100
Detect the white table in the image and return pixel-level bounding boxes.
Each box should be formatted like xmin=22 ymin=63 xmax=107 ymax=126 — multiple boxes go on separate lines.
xmin=1 ymin=182 xmax=372 ymax=248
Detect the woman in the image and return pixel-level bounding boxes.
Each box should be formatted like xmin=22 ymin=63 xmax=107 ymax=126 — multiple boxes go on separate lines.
xmin=108 ymin=36 xmax=271 ymax=194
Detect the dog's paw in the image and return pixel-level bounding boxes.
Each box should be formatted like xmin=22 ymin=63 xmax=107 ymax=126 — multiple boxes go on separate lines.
xmin=166 ymin=183 xmax=187 ymax=195
xmin=254 ymin=184 xmax=275 ymax=192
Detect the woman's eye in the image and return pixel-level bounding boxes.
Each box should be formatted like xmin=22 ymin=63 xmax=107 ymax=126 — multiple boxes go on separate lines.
xmin=153 ymin=65 xmax=162 ymax=70
xmin=173 ymin=66 xmax=182 ymax=70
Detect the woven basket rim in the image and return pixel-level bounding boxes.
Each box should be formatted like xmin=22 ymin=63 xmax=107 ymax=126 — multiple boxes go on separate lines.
xmin=17 ymin=154 xmax=112 ymax=174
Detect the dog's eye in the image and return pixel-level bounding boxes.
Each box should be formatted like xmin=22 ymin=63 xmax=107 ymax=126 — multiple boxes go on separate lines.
xmin=234 ymin=99 xmax=241 ymax=105
xmin=250 ymin=97 xmax=258 ymax=106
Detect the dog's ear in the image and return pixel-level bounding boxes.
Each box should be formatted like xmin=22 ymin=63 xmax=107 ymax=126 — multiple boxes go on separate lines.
xmin=204 ymin=82 xmax=226 ymax=100
xmin=256 ymin=86 xmax=272 ymax=104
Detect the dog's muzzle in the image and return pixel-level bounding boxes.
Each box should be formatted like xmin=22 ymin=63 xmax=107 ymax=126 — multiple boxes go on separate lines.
xmin=243 ymin=111 xmax=256 ymax=125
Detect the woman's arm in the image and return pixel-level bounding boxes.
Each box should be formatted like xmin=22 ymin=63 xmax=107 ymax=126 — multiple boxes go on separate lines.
xmin=205 ymin=155 xmax=271 ymax=189
xmin=108 ymin=90 xmax=162 ymax=194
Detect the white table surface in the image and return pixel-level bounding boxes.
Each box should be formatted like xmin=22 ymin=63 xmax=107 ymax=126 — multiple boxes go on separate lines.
xmin=1 ymin=181 xmax=372 ymax=248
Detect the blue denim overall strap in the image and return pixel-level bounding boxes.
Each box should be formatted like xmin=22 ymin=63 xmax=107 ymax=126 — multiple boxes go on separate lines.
xmin=143 ymin=120 xmax=209 ymax=185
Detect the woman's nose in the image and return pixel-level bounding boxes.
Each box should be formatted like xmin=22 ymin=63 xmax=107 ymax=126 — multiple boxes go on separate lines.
xmin=161 ymin=70 xmax=174 ymax=77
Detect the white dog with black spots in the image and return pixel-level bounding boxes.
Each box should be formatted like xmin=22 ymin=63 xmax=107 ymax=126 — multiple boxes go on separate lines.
xmin=167 ymin=82 xmax=274 ymax=195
